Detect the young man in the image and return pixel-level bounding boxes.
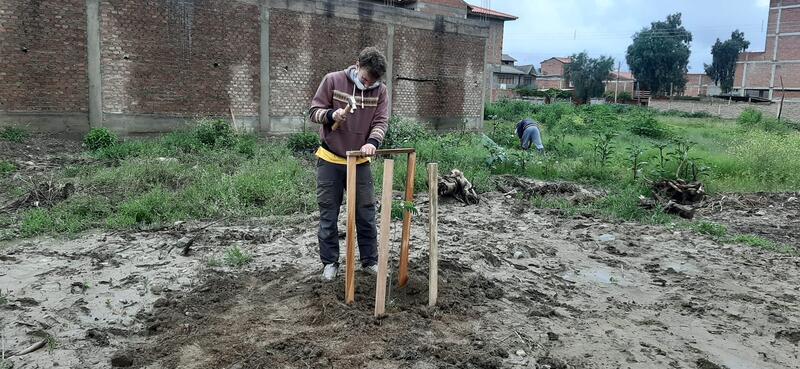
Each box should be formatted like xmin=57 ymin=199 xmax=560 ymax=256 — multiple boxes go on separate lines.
xmin=515 ymin=118 xmax=545 ymax=153
xmin=309 ymin=47 xmax=389 ymax=281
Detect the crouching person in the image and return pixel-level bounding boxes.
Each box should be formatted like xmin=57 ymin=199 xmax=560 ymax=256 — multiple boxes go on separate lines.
xmin=516 ymin=118 xmax=545 ymax=153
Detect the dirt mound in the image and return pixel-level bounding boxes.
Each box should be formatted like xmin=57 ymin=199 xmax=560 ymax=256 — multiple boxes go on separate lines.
xmin=495 ymin=175 xmax=602 ymax=203
xmin=117 ymin=260 xmax=509 ymax=369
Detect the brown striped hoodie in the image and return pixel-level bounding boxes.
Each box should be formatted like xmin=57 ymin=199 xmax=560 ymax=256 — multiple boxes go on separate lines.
xmin=309 ymin=65 xmax=389 ymax=158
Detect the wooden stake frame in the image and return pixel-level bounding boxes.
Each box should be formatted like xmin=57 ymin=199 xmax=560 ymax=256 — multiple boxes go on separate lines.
xmin=345 ymin=148 xmax=416 ymax=305
xmin=374 ymin=159 xmax=394 ymax=317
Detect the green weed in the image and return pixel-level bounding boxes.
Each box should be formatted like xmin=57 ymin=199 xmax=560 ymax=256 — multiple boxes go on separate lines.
xmin=733 ymin=234 xmax=796 ymax=254
xmin=224 ymin=246 xmax=253 ymax=267
xmin=0 ymin=126 xmax=29 ymax=143
xmin=693 ymin=221 xmax=728 ymax=239
xmin=84 ymin=128 xmax=118 ymax=151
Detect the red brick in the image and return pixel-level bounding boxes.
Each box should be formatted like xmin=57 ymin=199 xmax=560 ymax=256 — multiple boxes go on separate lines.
xmin=0 ymin=0 xmax=87 ymax=112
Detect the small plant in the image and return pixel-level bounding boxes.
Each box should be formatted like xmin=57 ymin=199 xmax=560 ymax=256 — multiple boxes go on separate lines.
xmin=391 ymin=200 xmax=418 ymax=221
xmin=693 ymin=222 xmax=727 ymax=239
xmin=0 ymin=161 xmax=15 ymax=175
xmin=627 ymin=112 xmax=670 ymax=139
xmin=0 ymin=290 xmax=8 ymax=305
xmin=224 ymin=246 xmax=253 ymax=267
xmin=668 ymin=139 xmax=694 ymax=180
xmin=195 ymin=119 xmax=235 ymax=148
xmin=0 ymin=126 xmax=29 ymax=143
xmin=206 ymin=257 xmax=222 ymax=267
xmin=737 ymin=108 xmax=762 ymax=126
xmin=287 ymin=131 xmax=319 ymax=153
xmin=626 ymin=144 xmax=647 ymax=180
xmin=383 ymin=116 xmax=432 ymax=148
xmin=592 ymin=131 xmax=616 ymax=168
xmin=84 ymin=128 xmax=118 ymax=151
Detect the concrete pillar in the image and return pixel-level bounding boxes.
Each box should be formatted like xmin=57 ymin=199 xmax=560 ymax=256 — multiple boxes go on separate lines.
xmin=386 ymin=23 xmax=394 ymax=117
xmin=770 ymin=3 xmax=782 ymax=100
xmin=259 ymin=0 xmax=271 ymax=133
xmin=86 ymin=0 xmax=103 ymax=127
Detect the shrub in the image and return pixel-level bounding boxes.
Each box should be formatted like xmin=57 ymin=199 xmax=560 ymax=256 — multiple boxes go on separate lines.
xmin=759 ymin=117 xmax=792 ymax=134
xmin=553 ymin=113 xmax=587 ymax=134
xmin=84 ymin=128 xmax=118 ymax=151
xmin=737 ymin=108 xmax=763 ymax=126
xmin=0 ymin=126 xmax=29 ymax=143
xmin=287 ymin=131 xmax=319 ymax=153
xmin=535 ymin=103 xmax=575 ymax=127
xmin=194 ymin=119 xmax=235 ymax=148
xmin=627 ymin=112 xmax=671 ymax=139
xmin=383 ymin=116 xmax=431 ymax=148
xmin=485 ymin=100 xmax=537 ymax=121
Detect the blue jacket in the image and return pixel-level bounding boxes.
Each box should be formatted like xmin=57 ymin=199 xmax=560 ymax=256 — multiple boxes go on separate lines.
xmin=515 ymin=119 xmax=539 ymax=139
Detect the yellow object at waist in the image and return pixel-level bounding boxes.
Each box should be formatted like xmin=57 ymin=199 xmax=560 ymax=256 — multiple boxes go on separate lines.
xmin=315 ymin=146 xmax=370 ymax=165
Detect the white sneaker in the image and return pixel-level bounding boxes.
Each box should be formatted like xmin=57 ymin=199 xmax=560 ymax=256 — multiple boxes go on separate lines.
xmin=364 ymin=264 xmax=379 ymax=275
xmin=322 ymin=263 xmax=338 ymax=281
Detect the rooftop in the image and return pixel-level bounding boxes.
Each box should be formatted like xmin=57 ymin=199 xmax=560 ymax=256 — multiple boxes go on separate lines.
xmin=501 ymin=53 xmax=517 ymax=62
xmin=467 ymin=4 xmax=518 ymax=20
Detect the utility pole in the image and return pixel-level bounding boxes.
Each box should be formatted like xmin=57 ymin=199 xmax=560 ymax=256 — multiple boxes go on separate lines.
xmin=614 ymin=61 xmax=620 ymax=104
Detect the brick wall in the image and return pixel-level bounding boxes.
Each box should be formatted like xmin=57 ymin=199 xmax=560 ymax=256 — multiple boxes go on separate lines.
xmin=0 ymin=0 xmax=87 ymax=113
xmin=100 ymin=0 xmax=260 ymax=117
xmin=269 ymin=8 xmax=388 ymax=118
xmin=650 ymin=99 xmax=800 ymax=121
xmin=0 ymin=0 xmax=488 ymax=133
xmin=392 ymin=23 xmax=485 ymax=124
xmin=540 ymin=59 xmax=564 ymax=76
xmin=485 ymin=20 xmax=503 ymax=65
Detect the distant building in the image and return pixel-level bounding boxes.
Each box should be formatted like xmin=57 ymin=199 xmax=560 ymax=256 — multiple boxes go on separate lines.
xmin=683 ymin=73 xmax=720 ymax=97
xmin=537 ymin=57 xmax=572 ymax=90
xmin=733 ymin=0 xmax=800 ymax=101
xmin=604 ymin=71 xmax=636 ymax=95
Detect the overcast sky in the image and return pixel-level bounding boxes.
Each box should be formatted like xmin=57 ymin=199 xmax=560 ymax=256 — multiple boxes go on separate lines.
xmin=469 ymin=0 xmax=771 ymax=73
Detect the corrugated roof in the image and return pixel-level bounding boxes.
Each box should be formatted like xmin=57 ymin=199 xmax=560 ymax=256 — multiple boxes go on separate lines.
xmin=467 ymin=4 xmax=518 ymax=20
xmin=493 ymin=64 xmax=526 ymax=75
xmin=514 ymin=64 xmax=536 ymax=75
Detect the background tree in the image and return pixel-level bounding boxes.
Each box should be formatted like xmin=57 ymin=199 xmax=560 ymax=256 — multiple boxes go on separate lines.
xmin=705 ymin=30 xmax=750 ymax=93
xmin=626 ymin=13 xmax=693 ymax=96
xmin=565 ymin=52 xmax=615 ymax=103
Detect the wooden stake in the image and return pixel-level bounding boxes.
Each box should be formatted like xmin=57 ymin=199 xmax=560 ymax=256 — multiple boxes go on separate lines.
xmin=345 ymin=155 xmax=357 ymax=304
xmin=428 ymin=162 xmax=438 ymax=307
xmin=398 ymin=151 xmax=416 ymax=288
xmin=374 ymin=159 xmax=394 ymax=317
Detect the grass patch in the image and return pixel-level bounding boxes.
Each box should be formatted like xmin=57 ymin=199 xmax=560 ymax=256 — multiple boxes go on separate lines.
xmin=732 ymin=234 xmax=796 ymax=254
xmin=692 ymin=221 xmax=728 ymax=239
xmin=0 ymin=161 xmax=15 ymax=175
xmin=223 ymin=246 xmax=253 ymax=267
xmin=0 ymin=126 xmax=29 ymax=143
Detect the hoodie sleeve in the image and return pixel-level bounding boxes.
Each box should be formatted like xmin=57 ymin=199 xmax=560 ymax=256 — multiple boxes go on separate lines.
xmin=309 ymin=74 xmax=335 ymax=126
xmin=367 ymin=86 xmax=389 ymax=148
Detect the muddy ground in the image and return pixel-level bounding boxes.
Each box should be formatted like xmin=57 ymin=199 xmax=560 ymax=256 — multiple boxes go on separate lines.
xmin=1 ymin=189 xmax=798 ymax=369
xmin=1 ymin=137 xmax=799 ymax=369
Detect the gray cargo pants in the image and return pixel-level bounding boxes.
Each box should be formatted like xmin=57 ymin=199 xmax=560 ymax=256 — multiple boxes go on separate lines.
xmin=316 ymin=159 xmax=378 ymax=267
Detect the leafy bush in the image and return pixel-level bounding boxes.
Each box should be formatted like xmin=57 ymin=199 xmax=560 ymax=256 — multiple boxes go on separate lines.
xmin=626 ymin=112 xmax=671 ymax=139
xmin=553 ymin=113 xmax=587 ymax=134
xmin=535 ymin=103 xmax=575 ymax=127
xmin=485 ymin=99 xmax=537 ymax=121
xmin=0 ymin=126 xmax=29 ymax=143
xmin=195 ymin=119 xmax=235 ymax=148
xmin=604 ymin=91 xmax=633 ymax=101
xmin=287 ymin=131 xmax=319 ymax=153
xmin=383 ymin=116 xmax=431 ymax=148
xmin=84 ymin=128 xmax=118 ymax=151
xmin=759 ymin=117 xmax=792 ymax=134
xmin=738 ymin=108 xmax=763 ymax=126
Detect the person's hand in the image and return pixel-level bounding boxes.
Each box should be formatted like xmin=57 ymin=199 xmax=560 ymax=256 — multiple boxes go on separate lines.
xmin=360 ymin=143 xmax=376 ymax=156
xmin=332 ymin=108 xmax=347 ymax=122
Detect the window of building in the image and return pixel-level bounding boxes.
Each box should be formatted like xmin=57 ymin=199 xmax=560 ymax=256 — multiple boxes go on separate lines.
xmin=498 ymin=75 xmax=516 ymax=85
xmin=522 ymin=77 xmax=532 ymax=86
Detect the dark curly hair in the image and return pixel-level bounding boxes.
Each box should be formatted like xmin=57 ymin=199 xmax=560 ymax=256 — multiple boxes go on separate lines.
xmin=358 ymin=47 xmax=387 ymax=80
